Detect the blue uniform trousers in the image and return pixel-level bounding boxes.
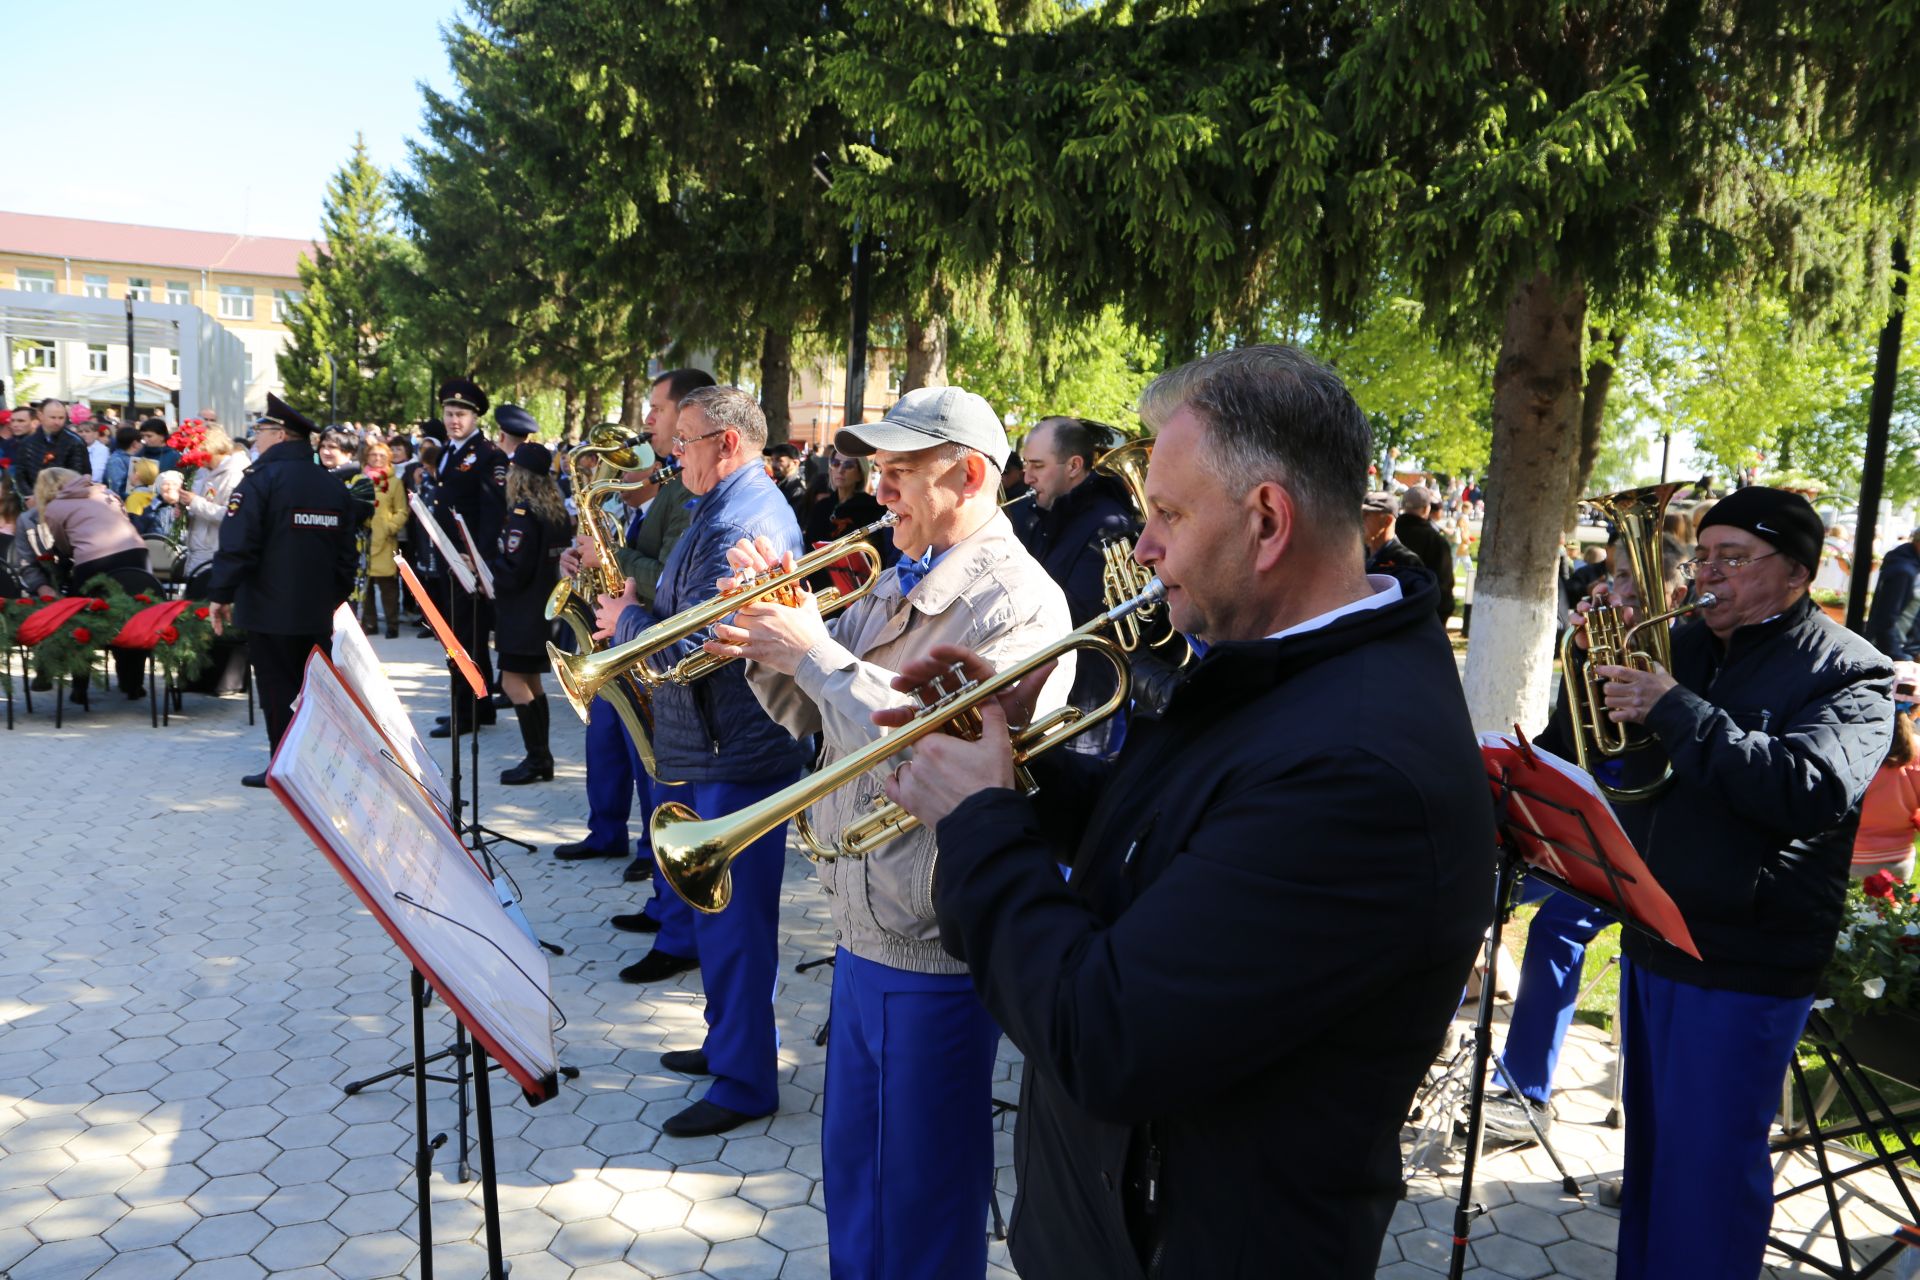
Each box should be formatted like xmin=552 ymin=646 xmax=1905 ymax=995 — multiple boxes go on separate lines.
xmin=1616 ymin=960 xmax=1811 ymax=1280
xmin=584 ymin=696 xmax=636 ymax=853
xmin=1499 ymin=883 xmax=1615 ymax=1105
xmin=681 ymin=772 xmax=800 ymax=1117
xmin=823 ymin=949 xmax=1000 ymax=1280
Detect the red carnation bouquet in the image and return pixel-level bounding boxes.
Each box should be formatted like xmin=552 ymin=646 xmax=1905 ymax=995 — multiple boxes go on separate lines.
xmin=168 ymin=419 xmax=212 ymax=485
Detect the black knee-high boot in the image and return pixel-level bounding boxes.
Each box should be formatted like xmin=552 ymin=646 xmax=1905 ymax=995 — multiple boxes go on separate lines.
xmin=500 ymin=696 xmax=554 ymax=784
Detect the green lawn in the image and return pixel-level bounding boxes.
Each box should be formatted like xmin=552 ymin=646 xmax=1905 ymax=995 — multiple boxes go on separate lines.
xmin=1504 ymin=899 xmax=1624 ymax=1031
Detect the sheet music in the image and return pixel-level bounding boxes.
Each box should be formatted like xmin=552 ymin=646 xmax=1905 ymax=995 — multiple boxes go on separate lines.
xmin=269 ymin=654 xmax=557 ymax=1089
xmin=453 ymin=512 xmax=497 ymax=600
xmin=408 ymin=490 xmax=477 ymax=594
xmin=330 ymin=605 xmax=449 ymax=810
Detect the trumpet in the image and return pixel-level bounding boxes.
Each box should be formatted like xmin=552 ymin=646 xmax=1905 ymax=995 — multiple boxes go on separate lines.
xmin=649 ymin=578 xmax=1165 ymax=913
xmin=547 ymin=513 xmax=897 ymax=774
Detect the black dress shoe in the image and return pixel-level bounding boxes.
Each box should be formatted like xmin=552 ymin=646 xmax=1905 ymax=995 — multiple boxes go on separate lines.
xmin=661 ymin=1098 xmax=759 ymax=1138
xmin=241 ymin=772 xmax=268 ymax=789
xmin=611 ymin=912 xmax=661 ymax=934
xmin=620 ymin=950 xmax=698 ymax=984
xmin=553 ymin=839 xmax=625 ymax=861
xmin=499 ymin=757 xmax=555 ymax=785
xmin=434 ymin=714 xmax=450 ymax=726
xmin=659 ymin=1048 xmax=710 ymax=1075
xmin=622 ymin=860 xmax=652 ymax=884
xmin=385 ymin=628 xmax=399 ymax=640
xmin=428 ymin=723 xmax=461 ymax=739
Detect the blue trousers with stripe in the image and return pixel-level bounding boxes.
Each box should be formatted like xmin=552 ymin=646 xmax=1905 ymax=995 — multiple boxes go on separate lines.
xmin=678 ymin=772 xmax=799 ymax=1117
xmin=1499 ymin=882 xmax=1615 ymax=1105
xmin=1616 ymin=960 xmax=1811 ymax=1279
xmin=583 ymin=696 xmax=636 ymax=853
xmin=822 ymin=949 xmax=1000 ymax=1280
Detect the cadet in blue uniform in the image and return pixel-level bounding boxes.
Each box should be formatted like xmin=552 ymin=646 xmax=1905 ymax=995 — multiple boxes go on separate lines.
xmin=206 ymin=395 xmax=357 ymax=788
xmin=429 ymin=378 xmax=507 ymax=738
xmin=486 ymin=434 xmax=572 ymax=784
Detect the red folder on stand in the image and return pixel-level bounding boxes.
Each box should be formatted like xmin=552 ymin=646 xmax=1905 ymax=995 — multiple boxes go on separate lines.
xmin=397 ymin=555 xmax=487 ymax=699
xmin=1480 ymin=731 xmax=1700 ymax=961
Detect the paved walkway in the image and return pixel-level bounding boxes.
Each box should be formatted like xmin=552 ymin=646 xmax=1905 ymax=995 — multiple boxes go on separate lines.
xmin=0 ymin=633 xmax=1912 ymax=1278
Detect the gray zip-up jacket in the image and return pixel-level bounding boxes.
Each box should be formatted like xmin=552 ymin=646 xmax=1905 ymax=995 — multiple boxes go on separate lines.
xmin=746 ymin=509 xmax=1075 ymax=974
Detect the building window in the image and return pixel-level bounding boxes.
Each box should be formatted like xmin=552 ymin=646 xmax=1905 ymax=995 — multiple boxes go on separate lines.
xmin=127 ymin=277 xmax=152 ymax=302
xmin=166 ymin=281 xmax=190 ymax=306
xmin=88 ymin=344 xmax=110 ymax=373
xmin=16 ymin=268 xmax=55 ymax=293
xmin=272 ymin=289 xmax=304 ymax=322
xmin=134 ymin=349 xmax=151 ymax=377
xmin=242 ymin=350 xmax=254 ymax=384
xmin=24 ymin=341 xmax=57 ymax=369
xmin=167 ymin=349 xmax=179 ymax=377
xmin=84 ymin=273 xmax=110 ymax=299
xmin=219 ymin=285 xmax=254 ymax=320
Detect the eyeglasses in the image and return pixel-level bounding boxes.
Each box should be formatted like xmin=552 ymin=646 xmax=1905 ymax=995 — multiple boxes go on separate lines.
xmin=672 ymin=428 xmax=729 ymax=450
xmin=1679 ymin=551 xmax=1778 ymax=581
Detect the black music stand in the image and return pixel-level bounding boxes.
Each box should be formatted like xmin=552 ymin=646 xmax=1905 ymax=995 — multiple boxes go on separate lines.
xmin=1447 ymin=753 xmax=1698 ymax=1280
xmin=454 ymin=568 xmax=532 ymax=859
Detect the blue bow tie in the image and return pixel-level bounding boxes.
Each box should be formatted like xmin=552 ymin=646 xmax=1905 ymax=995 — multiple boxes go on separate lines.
xmin=895 ymin=549 xmax=935 ymax=596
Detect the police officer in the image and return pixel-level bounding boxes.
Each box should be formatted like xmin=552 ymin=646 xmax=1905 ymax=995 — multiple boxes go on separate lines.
xmin=429 ymin=378 xmax=508 ymax=738
xmin=487 ymin=437 xmax=572 ymax=784
xmin=206 ymin=394 xmax=357 ymax=788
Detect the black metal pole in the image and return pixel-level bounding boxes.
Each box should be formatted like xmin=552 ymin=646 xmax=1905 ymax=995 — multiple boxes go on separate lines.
xmin=470 ymin=1040 xmax=508 ymax=1279
xmin=1847 ymin=236 xmax=1908 ymax=635
xmin=409 ymin=970 xmax=436 ymax=1280
xmin=843 ymin=233 xmax=873 ymax=430
xmin=1659 ymin=431 xmax=1671 ymax=486
xmin=126 ymin=294 xmax=137 ymax=419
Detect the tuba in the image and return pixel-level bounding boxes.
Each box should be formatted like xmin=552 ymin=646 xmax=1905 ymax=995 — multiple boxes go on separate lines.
xmin=650 ymin=579 xmax=1165 ymax=911
xmin=547 ymin=514 xmax=896 ymax=777
xmin=1558 ymin=482 xmax=1714 ymax=804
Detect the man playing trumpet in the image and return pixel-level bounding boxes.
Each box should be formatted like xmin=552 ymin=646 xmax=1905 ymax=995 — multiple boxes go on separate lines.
xmin=876 ymin=346 xmax=1493 ymax=1278
xmin=703 ymin=387 xmax=1073 ymax=1280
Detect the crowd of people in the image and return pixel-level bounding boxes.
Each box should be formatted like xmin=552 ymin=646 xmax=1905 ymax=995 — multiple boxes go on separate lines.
xmin=8 ymin=347 xmax=1917 ymax=1280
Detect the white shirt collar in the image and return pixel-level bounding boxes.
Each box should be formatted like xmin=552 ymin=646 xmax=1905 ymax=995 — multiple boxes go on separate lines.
xmin=1265 ymin=574 xmax=1404 ymax=642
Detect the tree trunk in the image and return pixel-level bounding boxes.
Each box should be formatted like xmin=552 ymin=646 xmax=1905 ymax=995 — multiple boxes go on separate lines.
xmin=903 ymin=313 xmax=949 ymax=393
xmin=562 ymin=380 xmax=581 ymax=443
xmin=619 ymin=360 xmax=642 ymax=427
xmin=1574 ymin=326 xmax=1623 ymax=506
xmin=759 ymin=326 xmax=793 ymax=446
xmin=583 ymin=384 xmax=606 ymax=434
xmin=1461 ymin=271 xmax=1588 ymax=734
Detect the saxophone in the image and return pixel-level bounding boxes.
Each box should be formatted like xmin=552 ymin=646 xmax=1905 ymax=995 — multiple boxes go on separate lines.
xmin=545 ymin=450 xmax=629 ymax=648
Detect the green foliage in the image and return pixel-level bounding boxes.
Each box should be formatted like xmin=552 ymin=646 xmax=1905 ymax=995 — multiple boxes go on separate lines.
xmin=948 ymin=305 xmax=1161 ymax=434
xmin=279 ymin=136 xmax=425 ymax=423
xmin=1309 ymin=298 xmax=1494 ymax=479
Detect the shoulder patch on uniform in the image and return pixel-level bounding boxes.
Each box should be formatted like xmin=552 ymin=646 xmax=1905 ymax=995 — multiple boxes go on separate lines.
xmin=226 ymin=491 xmax=244 ymax=516
xmin=511 ymin=504 xmax=528 ymax=515
xmin=291 ymin=508 xmax=342 ymax=530
xmin=491 ymin=464 xmax=507 ymax=485
xmin=505 ymin=529 xmax=523 ymax=553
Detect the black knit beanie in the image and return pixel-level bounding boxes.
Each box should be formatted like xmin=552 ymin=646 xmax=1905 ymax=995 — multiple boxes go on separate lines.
xmin=1695 ymin=486 xmax=1824 ymax=575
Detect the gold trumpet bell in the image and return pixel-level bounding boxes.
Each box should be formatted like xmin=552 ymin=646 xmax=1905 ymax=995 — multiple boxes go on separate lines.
xmin=653 ymin=800 xmax=733 ymax=913
xmin=1094 ymin=436 xmax=1153 ymax=516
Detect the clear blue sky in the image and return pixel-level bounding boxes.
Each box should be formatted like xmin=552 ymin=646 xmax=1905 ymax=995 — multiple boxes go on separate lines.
xmin=10 ymin=0 xmax=460 ymax=240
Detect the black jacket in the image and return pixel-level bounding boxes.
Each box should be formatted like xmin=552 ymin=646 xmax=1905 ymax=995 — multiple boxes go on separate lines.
xmin=207 ymin=439 xmax=358 ymax=635
xmin=1395 ymin=513 xmax=1454 ymax=622
xmin=431 ymin=434 xmax=508 ymax=574
xmin=1562 ymin=596 xmax=1892 ymax=996
xmin=933 ymin=577 xmax=1494 ymax=1278
xmin=12 ymin=428 xmax=91 ymax=494
xmin=1021 ymin=473 xmax=1138 ymax=710
xmin=488 ymin=503 xmax=571 ymax=656
xmin=1865 ymin=540 xmax=1920 ymax=660
xmin=1365 ymin=536 xmax=1424 ymax=577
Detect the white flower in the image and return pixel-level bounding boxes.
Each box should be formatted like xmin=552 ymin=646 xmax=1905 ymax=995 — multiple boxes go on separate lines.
xmin=1861 ymin=977 xmax=1887 ymax=1000
xmin=1835 ymin=934 xmax=1853 ymax=953
xmin=1905 ymin=922 xmax=1919 ymax=937
xmin=1812 ymin=998 xmax=1835 ymax=1010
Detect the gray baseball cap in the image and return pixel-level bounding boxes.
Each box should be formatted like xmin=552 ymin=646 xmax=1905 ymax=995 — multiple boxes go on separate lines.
xmin=836 ymin=386 xmax=1010 ymax=470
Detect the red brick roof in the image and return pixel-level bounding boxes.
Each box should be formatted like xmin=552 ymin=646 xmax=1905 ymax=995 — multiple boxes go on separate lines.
xmin=0 ymin=211 xmax=316 ymax=278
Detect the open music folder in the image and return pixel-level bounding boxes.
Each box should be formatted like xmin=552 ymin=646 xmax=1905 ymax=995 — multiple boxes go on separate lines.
xmin=330 ymin=605 xmax=449 ymax=811
xmin=267 ymin=650 xmax=559 ymax=1099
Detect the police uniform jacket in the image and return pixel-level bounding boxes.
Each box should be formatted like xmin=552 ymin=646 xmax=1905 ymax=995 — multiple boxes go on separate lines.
xmin=431 ymin=434 xmax=508 ymax=568
xmin=207 ymin=439 xmax=358 ymax=635
xmin=488 ymin=503 xmax=571 ymax=656
xmin=932 ymin=575 xmax=1492 ymax=1278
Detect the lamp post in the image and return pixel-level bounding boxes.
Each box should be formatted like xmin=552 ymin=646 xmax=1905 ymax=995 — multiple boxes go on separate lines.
xmin=125 ymin=293 xmax=137 ymax=419
xmin=325 ymin=353 xmax=338 ymax=425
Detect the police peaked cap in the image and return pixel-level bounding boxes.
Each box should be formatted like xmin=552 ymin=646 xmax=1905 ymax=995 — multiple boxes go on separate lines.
xmin=495 ymin=404 xmax=539 ymax=438
xmin=512 ymin=441 xmax=553 ymax=476
xmin=258 ymin=393 xmax=319 ymax=437
xmin=438 ymin=377 xmax=490 ymax=416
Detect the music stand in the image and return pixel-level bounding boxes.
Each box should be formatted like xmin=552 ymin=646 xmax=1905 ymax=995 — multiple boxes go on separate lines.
xmin=267 ymin=651 xmax=563 ymax=1279
xmin=1443 ymin=734 xmax=1701 ymax=1280
xmin=450 ymin=516 xmax=530 ymax=859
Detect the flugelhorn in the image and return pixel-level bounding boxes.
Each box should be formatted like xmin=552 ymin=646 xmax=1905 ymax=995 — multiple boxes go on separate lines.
xmin=546 ymin=513 xmax=897 ymax=775
xmin=1559 ymin=482 xmax=1713 ymax=803
xmin=649 ymin=579 xmax=1164 ymax=913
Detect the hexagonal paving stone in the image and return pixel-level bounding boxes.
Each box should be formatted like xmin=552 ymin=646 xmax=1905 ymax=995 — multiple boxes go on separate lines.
xmin=327 ymin=1188 xmax=413 ymax=1235
xmin=103 ymin=1201 xmax=201 ymax=1251
xmin=668 ymin=1162 xmax=744 ymax=1202
xmin=187 ymin=1172 xmax=276 ymax=1218
xmin=701 ymin=1234 xmax=785 ymax=1279
xmin=542 ymin=1176 xmax=622 ymax=1223
xmin=252 ymin=1220 xmax=346 ymax=1270
xmin=551 ymin=1216 xmax=639 ymax=1267
xmin=28 ymin=1190 xmax=129 ymax=1241
xmin=758 ymin=1202 xmax=828 ymax=1252
xmin=196 ymin=1136 xmax=280 ymax=1177
xmin=177 ymin=1209 xmax=273 ymax=1261
xmin=91 ymin=1244 xmax=192 ymax=1280
xmin=11 ymin=1235 xmax=117 ymax=1280
xmin=326 ymin=1227 xmax=418 ymax=1280
xmin=684 ymin=1195 xmax=764 ymax=1243
xmin=718 ymin=1135 xmax=790 ymax=1175
xmin=256 ymin=1180 xmax=346 ymax=1227
xmin=263 ymin=1144 xmax=345 ymax=1186
xmin=625 ymin=1226 xmax=712 ymax=1278
xmin=47 ymin=1154 xmax=141 ymax=1199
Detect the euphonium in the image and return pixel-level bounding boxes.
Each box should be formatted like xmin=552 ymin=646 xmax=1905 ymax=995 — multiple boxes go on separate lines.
xmin=1090 ymin=435 xmax=1187 ymax=662
xmin=1558 ymin=482 xmax=1715 ymax=804
xmin=649 ymin=579 xmax=1165 ymax=913
xmin=546 ymin=513 xmax=896 ymax=777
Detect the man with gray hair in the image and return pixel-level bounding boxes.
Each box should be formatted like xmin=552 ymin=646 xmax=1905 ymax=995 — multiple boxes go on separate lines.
xmin=876 ymin=343 xmax=1494 ymax=1276
xmin=1396 ymin=483 xmax=1456 ymax=623
xmin=593 ymin=384 xmax=810 ymax=1138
